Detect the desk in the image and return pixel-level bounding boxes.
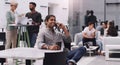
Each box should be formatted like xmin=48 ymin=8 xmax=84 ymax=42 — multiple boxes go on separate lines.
xmin=0 ymin=47 xmax=63 ymax=65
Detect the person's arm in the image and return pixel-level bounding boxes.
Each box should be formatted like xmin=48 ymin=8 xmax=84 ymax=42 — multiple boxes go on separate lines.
xmin=41 ymin=44 xmax=60 ymax=50
xmin=82 ymin=27 xmax=89 ymax=38
xmin=6 ymin=12 xmax=15 ymax=24
xmin=34 ymin=29 xmax=46 ymax=49
xmin=91 ymin=30 xmax=96 ymax=38
xmin=57 ymin=23 xmax=70 ymax=37
xmin=56 ymin=23 xmax=72 ymax=49
xmin=82 ymin=32 xmax=89 ymax=38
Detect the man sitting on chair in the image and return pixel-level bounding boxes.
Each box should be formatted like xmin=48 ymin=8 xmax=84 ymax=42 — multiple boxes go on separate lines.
xmin=35 ymin=15 xmax=86 ymax=65
xmin=82 ymin=22 xmax=97 ymax=46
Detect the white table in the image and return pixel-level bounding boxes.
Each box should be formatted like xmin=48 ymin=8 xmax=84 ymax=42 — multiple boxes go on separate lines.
xmin=0 ymin=47 xmax=63 ymax=65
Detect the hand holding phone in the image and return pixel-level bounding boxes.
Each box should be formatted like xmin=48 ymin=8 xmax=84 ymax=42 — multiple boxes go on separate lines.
xmin=55 ymin=22 xmax=65 ymax=30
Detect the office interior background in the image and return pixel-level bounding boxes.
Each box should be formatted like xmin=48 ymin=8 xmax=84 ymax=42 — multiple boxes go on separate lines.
xmin=1 ymin=0 xmax=120 ymax=40
xmin=0 ymin=0 xmax=120 ymax=65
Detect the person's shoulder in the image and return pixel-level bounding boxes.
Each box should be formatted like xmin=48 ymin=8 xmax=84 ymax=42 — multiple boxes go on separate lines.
xmin=82 ymin=27 xmax=88 ymax=33
xmin=26 ymin=12 xmax=31 ymax=14
xmin=84 ymin=27 xmax=88 ymax=30
xmin=6 ymin=11 xmax=11 ymax=15
xmin=38 ymin=27 xmax=47 ymax=35
xmin=6 ymin=10 xmax=10 ymax=13
xmin=40 ymin=27 xmax=47 ymax=32
xmin=35 ymin=11 xmax=41 ymax=14
xmin=6 ymin=10 xmax=11 ymax=13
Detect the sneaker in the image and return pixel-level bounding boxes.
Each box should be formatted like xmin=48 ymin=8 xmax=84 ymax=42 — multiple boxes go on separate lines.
xmin=68 ymin=60 xmax=77 ymax=65
xmin=68 ymin=61 xmax=76 ymax=65
xmin=84 ymin=42 xmax=89 ymax=48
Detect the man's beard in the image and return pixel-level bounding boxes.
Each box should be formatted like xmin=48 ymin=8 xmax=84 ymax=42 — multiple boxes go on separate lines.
xmin=30 ymin=8 xmax=34 ymax=11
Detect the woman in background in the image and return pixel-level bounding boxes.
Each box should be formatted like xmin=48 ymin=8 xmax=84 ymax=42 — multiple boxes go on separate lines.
xmin=5 ymin=2 xmax=18 ymax=49
xmin=107 ymin=21 xmax=118 ymax=37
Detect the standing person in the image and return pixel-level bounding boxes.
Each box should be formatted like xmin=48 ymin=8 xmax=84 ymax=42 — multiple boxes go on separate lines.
xmin=82 ymin=22 xmax=97 ymax=46
xmin=88 ymin=10 xmax=97 ymax=27
xmin=5 ymin=2 xmax=18 ymax=49
xmin=25 ymin=2 xmax=43 ymax=47
xmin=35 ymin=15 xmax=86 ymax=65
xmin=84 ymin=10 xmax=90 ymax=26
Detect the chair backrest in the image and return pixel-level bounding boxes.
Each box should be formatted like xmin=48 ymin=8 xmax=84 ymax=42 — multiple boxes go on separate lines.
xmin=103 ymin=37 xmax=120 ymax=45
xmin=103 ymin=37 xmax=120 ymax=50
xmin=74 ymin=32 xmax=83 ymax=45
xmin=43 ymin=51 xmax=66 ymax=65
xmin=118 ymin=31 xmax=120 ymax=36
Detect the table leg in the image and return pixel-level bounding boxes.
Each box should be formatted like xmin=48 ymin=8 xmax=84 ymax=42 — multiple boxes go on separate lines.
xmin=25 ymin=27 xmax=30 ymax=47
xmin=18 ymin=27 xmax=21 ymax=47
xmin=26 ymin=60 xmax=31 ymax=65
xmin=15 ymin=59 xmax=19 ymax=65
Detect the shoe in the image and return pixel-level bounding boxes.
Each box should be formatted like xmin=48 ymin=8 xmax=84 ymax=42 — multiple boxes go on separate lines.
xmin=68 ymin=60 xmax=77 ymax=65
xmin=97 ymin=51 xmax=105 ymax=56
xmin=84 ymin=42 xmax=89 ymax=48
xmin=68 ymin=61 xmax=76 ymax=65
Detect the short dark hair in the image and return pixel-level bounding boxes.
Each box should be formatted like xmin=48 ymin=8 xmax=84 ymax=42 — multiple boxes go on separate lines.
xmin=100 ymin=21 xmax=104 ymax=25
xmin=88 ymin=22 xmax=94 ymax=26
xmin=90 ymin=10 xmax=94 ymax=14
xmin=29 ymin=2 xmax=36 ymax=7
xmin=104 ymin=20 xmax=108 ymax=25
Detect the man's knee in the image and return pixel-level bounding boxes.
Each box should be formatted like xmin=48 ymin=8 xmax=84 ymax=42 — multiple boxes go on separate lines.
xmin=78 ymin=47 xmax=86 ymax=53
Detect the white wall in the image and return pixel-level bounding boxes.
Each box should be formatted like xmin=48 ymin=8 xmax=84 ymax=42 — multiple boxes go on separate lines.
xmin=0 ymin=0 xmax=69 ymax=28
xmin=0 ymin=0 xmax=9 ymax=28
xmin=79 ymin=0 xmax=120 ymax=30
xmin=47 ymin=0 xmax=69 ymax=25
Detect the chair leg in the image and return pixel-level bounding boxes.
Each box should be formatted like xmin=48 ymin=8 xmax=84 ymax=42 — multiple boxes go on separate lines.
xmin=1 ymin=62 xmax=4 ymax=65
xmin=26 ymin=60 xmax=31 ymax=65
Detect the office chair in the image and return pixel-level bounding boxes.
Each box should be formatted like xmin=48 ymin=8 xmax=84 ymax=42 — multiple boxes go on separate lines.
xmin=0 ymin=31 xmax=6 ymax=65
xmin=43 ymin=51 xmax=66 ymax=65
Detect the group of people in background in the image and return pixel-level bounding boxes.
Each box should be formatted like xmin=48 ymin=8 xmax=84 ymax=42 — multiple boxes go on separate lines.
xmin=83 ymin=9 xmax=119 ymax=55
xmin=6 ymin=1 xmax=43 ymax=49
xmin=96 ymin=20 xmax=118 ymax=37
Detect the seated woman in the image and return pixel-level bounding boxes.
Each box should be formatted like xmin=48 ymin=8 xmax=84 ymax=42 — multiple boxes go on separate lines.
xmin=107 ymin=21 xmax=118 ymax=37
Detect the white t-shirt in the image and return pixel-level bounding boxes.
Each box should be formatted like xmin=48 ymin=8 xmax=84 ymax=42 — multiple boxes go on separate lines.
xmin=82 ymin=27 xmax=96 ymax=38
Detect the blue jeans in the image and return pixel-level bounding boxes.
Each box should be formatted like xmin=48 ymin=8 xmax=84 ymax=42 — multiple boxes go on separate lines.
xmin=66 ymin=47 xmax=86 ymax=63
xmin=30 ymin=33 xmax=37 ymax=47
xmin=96 ymin=40 xmax=103 ymax=51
